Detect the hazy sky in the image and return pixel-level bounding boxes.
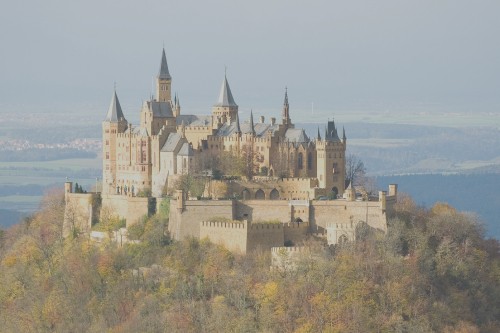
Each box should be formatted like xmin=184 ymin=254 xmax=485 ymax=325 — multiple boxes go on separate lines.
xmin=1 ymin=0 xmax=499 ymax=122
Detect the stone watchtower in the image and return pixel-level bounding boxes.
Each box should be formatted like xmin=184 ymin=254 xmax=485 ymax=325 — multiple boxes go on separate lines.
xmin=316 ymin=120 xmax=346 ymax=197
xmin=102 ymin=90 xmax=128 ymax=195
xmin=212 ymin=74 xmax=238 ymax=124
xmin=156 ymin=48 xmax=172 ymax=102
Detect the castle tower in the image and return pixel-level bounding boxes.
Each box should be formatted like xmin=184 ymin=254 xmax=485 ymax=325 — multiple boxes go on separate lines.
xmin=316 ymin=120 xmax=346 ymax=197
xmin=282 ymin=87 xmax=292 ymax=129
xmin=102 ymin=90 xmax=128 ymax=195
xmin=212 ymin=74 xmax=238 ymax=124
xmin=173 ymin=94 xmax=181 ymax=117
xmin=248 ymin=110 xmax=256 ymax=135
xmin=156 ymin=48 xmax=172 ymax=102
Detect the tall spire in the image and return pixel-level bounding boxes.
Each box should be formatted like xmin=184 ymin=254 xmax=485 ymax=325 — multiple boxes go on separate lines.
xmin=342 ymin=126 xmax=346 ymax=141
xmin=215 ymin=74 xmax=237 ymax=107
xmin=317 ymin=126 xmax=322 ymax=141
xmin=282 ymin=87 xmax=291 ymax=127
xmin=158 ymin=48 xmax=171 ymax=80
xmin=249 ymin=110 xmax=255 ymax=135
xmin=235 ymin=112 xmax=241 ymax=134
xmin=105 ymin=89 xmax=126 ymax=122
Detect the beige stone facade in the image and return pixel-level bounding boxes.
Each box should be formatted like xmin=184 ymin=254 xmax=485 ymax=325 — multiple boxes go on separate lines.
xmin=101 ymin=49 xmax=346 ymax=199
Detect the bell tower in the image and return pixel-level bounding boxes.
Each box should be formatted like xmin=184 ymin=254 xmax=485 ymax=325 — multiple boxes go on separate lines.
xmin=156 ymin=48 xmax=172 ymax=102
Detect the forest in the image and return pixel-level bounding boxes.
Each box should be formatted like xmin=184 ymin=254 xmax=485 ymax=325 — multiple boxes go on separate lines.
xmin=0 ymin=190 xmax=499 ymax=332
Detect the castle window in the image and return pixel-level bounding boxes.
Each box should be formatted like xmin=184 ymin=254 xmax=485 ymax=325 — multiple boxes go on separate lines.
xmin=106 ymin=140 xmax=109 ymax=145
xmin=106 ymin=152 xmax=109 ymax=159
xmin=307 ymin=152 xmax=312 ymax=170
xmin=298 ymin=153 xmax=303 ymax=169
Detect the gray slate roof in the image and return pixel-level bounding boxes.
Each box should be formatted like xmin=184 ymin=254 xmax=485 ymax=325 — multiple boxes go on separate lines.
xmin=132 ymin=127 xmax=149 ymax=137
xmin=285 ymin=128 xmax=309 ymax=143
xmin=105 ymin=91 xmax=126 ymax=122
xmin=178 ymin=142 xmax=194 ymax=156
xmin=214 ymin=75 xmax=237 ymax=107
xmin=158 ymin=48 xmax=171 ymax=80
xmin=176 ymin=115 xmax=212 ymax=127
xmin=217 ymin=120 xmax=280 ymax=137
xmin=145 ymin=100 xmax=173 ymax=118
xmin=161 ymin=133 xmax=183 ymax=152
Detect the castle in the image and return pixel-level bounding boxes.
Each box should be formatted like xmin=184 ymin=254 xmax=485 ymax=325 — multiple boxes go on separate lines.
xmin=64 ymin=48 xmax=397 ymax=253
xmin=102 ymin=48 xmax=347 ymax=199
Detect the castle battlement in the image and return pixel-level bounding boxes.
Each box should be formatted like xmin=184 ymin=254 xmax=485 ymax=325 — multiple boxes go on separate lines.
xmin=250 ymin=222 xmax=283 ymax=230
xmin=271 ymin=246 xmax=307 ymax=253
xmin=201 ymin=220 xmax=246 ymax=229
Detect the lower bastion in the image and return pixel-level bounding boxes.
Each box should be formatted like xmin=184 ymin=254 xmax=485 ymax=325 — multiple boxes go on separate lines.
xmin=64 ymin=181 xmax=397 ymax=253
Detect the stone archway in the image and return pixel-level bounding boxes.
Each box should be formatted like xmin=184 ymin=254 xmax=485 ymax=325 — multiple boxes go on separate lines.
xmin=241 ymin=188 xmax=250 ymax=200
xmin=331 ymin=186 xmax=339 ymax=198
xmin=270 ymin=188 xmax=280 ymax=200
xmin=338 ymin=234 xmax=348 ymax=245
xmin=255 ymin=189 xmax=265 ymax=200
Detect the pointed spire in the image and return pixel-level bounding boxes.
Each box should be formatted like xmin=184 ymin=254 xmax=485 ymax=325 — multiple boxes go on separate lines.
xmin=282 ymin=87 xmax=291 ymax=127
xmin=235 ymin=112 xmax=241 ymax=134
xmin=324 ymin=126 xmax=329 ymax=141
xmin=342 ymin=126 xmax=346 ymax=141
xmin=249 ymin=110 xmax=255 ymax=135
xmin=317 ymin=126 xmax=322 ymax=141
xmin=105 ymin=89 xmax=126 ymax=122
xmin=180 ymin=120 xmax=186 ymax=138
xmin=215 ymin=74 xmax=237 ymax=107
xmin=158 ymin=48 xmax=171 ymax=80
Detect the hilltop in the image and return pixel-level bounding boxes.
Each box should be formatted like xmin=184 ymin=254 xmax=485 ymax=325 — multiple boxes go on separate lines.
xmin=1 ymin=190 xmax=499 ymax=332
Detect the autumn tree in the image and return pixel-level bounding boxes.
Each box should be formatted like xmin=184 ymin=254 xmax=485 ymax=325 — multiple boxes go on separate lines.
xmin=345 ymin=154 xmax=366 ymax=188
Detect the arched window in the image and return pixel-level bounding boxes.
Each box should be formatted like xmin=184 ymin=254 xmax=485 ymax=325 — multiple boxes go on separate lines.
xmin=307 ymin=152 xmax=312 ymax=170
xmin=270 ymin=188 xmax=279 ymax=200
xmin=242 ymin=188 xmax=250 ymax=200
xmin=255 ymin=189 xmax=265 ymax=200
xmin=298 ymin=153 xmax=303 ymax=169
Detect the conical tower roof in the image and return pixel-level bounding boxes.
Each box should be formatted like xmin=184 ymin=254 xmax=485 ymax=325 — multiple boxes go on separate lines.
xmin=249 ymin=110 xmax=255 ymax=134
xmin=158 ymin=48 xmax=171 ymax=80
xmin=105 ymin=90 xmax=126 ymax=122
xmin=215 ymin=75 xmax=237 ymax=107
xmin=235 ymin=112 xmax=241 ymax=133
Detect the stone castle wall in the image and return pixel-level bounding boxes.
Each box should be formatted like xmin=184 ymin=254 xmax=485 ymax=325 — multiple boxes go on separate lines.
xmin=169 ymin=200 xmax=234 ymax=240
xmin=284 ymin=222 xmax=310 ymax=245
xmin=200 ymin=220 xmax=248 ymax=253
xmin=208 ymin=178 xmax=319 ymax=201
xmin=311 ymin=200 xmax=388 ymax=233
xmin=234 ymin=200 xmax=291 ymax=222
xmin=64 ymin=192 xmax=96 ymax=236
xmin=101 ymin=194 xmax=152 ymax=227
xmin=246 ymin=223 xmax=285 ymax=253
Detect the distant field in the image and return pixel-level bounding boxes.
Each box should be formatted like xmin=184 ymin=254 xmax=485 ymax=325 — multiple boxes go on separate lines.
xmin=0 ymin=157 xmax=101 ymax=171
xmin=348 ymin=138 xmax=414 ymax=148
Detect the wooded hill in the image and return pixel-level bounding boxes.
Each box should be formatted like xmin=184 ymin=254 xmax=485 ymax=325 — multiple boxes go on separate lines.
xmin=0 ymin=190 xmax=499 ymax=332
